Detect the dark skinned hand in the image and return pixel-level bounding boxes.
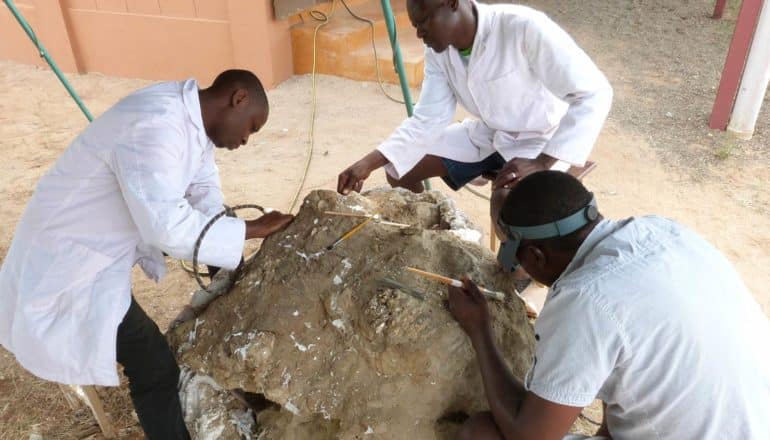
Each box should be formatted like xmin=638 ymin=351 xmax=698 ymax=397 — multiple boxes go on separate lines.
xmin=245 ymin=211 xmax=294 ymax=239
xmin=492 ymin=154 xmax=558 ymax=190
xmin=337 ymin=160 xmax=371 ymax=195
xmin=337 ymin=150 xmax=389 ymax=195
xmin=447 ymin=276 xmax=492 ymax=340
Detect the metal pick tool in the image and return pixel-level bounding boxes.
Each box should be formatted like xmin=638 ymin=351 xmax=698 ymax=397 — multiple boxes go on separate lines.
xmin=378 ymin=277 xmax=426 ymax=301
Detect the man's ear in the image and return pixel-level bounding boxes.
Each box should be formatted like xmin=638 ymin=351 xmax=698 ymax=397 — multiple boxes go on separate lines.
xmin=522 ymin=244 xmax=547 ymax=271
xmin=230 ymin=88 xmax=250 ymax=108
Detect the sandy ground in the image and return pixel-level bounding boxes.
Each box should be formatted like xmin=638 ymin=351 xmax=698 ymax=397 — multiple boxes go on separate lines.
xmin=1 ymin=0 xmax=768 ymax=437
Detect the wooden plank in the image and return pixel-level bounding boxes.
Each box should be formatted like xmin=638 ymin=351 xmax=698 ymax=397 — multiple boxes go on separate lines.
xmin=567 ymin=160 xmax=597 ymax=180
xmin=58 ymin=384 xmax=81 ymax=410
xmin=78 ymin=386 xmax=116 ymax=438
xmin=489 ymin=217 xmax=497 ymax=252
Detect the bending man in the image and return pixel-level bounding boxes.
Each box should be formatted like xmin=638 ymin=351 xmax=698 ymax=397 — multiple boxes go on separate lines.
xmin=0 ymin=70 xmax=293 ymax=439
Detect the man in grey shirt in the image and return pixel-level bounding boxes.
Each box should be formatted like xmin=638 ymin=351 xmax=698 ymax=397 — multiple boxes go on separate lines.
xmin=448 ymin=170 xmax=770 ymax=439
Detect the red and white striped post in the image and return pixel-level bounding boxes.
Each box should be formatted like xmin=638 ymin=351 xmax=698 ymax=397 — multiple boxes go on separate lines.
xmin=728 ymin=0 xmax=770 ymax=138
xmin=709 ymin=0 xmax=764 ymax=131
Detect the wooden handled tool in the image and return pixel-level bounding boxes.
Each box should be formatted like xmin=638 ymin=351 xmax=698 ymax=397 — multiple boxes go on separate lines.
xmin=326 ymin=217 xmax=373 ymax=250
xmin=405 ymin=267 xmax=506 ymax=302
xmin=405 ymin=267 xmax=539 ymax=317
xmin=324 ymin=211 xmax=410 ymax=228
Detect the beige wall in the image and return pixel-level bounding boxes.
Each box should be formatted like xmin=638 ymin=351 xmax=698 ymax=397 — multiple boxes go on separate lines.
xmin=0 ymin=0 xmax=293 ymax=89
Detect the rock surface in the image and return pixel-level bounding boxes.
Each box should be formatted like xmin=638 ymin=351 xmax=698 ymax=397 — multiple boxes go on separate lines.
xmin=169 ymin=189 xmax=535 ymax=439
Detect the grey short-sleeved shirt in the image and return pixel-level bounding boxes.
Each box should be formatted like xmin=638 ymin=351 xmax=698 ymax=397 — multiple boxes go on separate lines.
xmin=525 ymin=217 xmax=770 ymax=439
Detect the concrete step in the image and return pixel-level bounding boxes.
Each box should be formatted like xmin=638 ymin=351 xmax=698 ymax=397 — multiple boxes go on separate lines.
xmin=291 ymin=0 xmax=411 ymax=52
xmin=346 ymin=32 xmax=424 ymax=86
xmin=291 ymin=0 xmax=424 ymax=87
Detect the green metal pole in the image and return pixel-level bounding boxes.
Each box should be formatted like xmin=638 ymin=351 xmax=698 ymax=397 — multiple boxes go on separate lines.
xmin=4 ymin=0 xmax=94 ymax=122
xmin=380 ymin=0 xmax=414 ymax=116
xmin=380 ymin=0 xmax=431 ymax=190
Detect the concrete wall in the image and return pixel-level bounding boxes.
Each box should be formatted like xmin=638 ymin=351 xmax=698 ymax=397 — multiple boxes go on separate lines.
xmin=274 ymin=0 xmax=322 ymax=20
xmin=0 ymin=0 xmax=293 ymax=89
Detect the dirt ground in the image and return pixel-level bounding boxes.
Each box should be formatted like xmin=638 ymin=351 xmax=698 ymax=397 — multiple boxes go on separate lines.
xmin=1 ymin=0 xmax=768 ymax=437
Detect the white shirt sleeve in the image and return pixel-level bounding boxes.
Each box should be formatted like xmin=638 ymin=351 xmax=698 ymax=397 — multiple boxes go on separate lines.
xmin=523 ymin=14 xmax=613 ymax=165
xmin=110 ymin=119 xmax=245 ymax=270
xmin=186 ymin=147 xmax=226 ymax=217
xmin=525 ymin=288 xmax=628 ymax=407
xmin=377 ymin=48 xmax=458 ymax=178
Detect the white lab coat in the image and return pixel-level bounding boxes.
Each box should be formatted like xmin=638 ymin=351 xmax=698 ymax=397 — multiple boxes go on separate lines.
xmin=0 ymin=80 xmax=245 ymax=386
xmin=378 ymin=2 xmax=613 ymax=178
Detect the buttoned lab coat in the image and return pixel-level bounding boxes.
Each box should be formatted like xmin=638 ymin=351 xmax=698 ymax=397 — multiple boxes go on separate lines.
xmin=378 ymin=2 xmax=613 ymax=179
xmin=0 ymin=80 xmax=245 ymax=386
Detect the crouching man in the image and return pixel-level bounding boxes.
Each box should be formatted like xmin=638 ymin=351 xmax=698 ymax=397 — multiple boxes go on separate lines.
xmin=447 ymin=171 xmax=770 ymax=439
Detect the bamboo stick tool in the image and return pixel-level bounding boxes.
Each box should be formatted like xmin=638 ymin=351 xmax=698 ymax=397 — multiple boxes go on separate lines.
xmin=406 ymin=267 xmax=506 ymax=301
xmin=405 ymin=267 xmax=539 ymax=317
xmin=324 ymin=210 xmax=410 ymax=228
xmin=326 ymin=217 xmax=373 ymax=250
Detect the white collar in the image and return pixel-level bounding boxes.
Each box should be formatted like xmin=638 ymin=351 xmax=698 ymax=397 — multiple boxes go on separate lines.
xmin=181 ymin=79 xmax=212 ymax=148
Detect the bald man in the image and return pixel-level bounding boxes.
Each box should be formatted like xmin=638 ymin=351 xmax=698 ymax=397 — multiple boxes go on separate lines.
xmin=0 ymin=70 xmax=293 ymax=439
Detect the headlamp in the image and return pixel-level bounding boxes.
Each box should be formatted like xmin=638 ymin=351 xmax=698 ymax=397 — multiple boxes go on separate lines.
xmin=496 ymin=195 xmax=599 ymax=271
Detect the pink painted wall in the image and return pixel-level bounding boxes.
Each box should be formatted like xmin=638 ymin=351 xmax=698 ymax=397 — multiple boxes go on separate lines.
xmin=0 ymin=0 xmax=293 ymax=89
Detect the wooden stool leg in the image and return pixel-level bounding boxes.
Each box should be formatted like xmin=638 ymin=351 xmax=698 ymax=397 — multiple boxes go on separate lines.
xmin=490 ymin=217 xmax=498 ymax=252
xmin=58 ymin=384 xmax=80 ymax=410
xmin=74 ymin=385 xmax=116 ymax=438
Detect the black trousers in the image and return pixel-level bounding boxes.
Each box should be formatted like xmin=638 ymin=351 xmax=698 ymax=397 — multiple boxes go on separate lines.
xmin=116 ymin=297 xmax=191 ymax=440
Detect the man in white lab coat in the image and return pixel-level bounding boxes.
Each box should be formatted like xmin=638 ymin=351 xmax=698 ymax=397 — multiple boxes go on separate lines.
xmin=0 ymin=70 xmax=293 ymax=439
xmin=337 ymin=0 xmax=612 ymax=204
